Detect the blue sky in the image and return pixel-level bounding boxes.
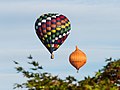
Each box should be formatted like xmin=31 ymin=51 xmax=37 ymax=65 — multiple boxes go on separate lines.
xmin=0 ymin=0 xmax=120 ymax=89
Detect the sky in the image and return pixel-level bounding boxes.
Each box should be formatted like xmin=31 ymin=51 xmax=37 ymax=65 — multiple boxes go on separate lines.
xmin=0 ymin=0 xmax=120 ymax=89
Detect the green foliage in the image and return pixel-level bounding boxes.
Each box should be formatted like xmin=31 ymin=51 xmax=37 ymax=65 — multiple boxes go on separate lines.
xmin=14 ymin=57 xmax=120 ymax=90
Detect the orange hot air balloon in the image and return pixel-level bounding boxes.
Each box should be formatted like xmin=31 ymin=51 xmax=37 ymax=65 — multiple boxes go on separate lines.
xmin=69 ymin=46 xmax=87 ymax=73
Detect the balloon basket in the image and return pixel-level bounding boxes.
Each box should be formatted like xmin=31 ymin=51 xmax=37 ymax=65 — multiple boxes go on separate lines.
xmin=77 ymin=70 xmax=79 ymax=73
xmin=51 ymin=53 xmax=54 ymax=59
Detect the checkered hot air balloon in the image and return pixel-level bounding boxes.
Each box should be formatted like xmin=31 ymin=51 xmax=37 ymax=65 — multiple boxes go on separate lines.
xmin=35 ymin=13 xmax=71 ymax=59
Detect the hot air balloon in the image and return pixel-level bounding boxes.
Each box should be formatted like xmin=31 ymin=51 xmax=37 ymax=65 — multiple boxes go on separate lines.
xmin=69 ymin=46 xmax=87 ymax=73
xmin=35 ymin=13 xmax=71 ymax=59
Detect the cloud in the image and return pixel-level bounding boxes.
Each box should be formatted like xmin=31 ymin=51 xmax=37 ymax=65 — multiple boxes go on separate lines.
xmin=1 ymin=0 xmax=120 ymax=16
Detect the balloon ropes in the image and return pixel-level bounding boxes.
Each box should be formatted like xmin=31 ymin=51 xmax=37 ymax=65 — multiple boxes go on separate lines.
xmin=35 ymin=13 xmax=71 ymax=59
xmin=69 ymin=46 xmax=87 ymax=73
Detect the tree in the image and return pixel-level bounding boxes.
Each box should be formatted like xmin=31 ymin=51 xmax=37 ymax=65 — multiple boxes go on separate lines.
xmin=78 ymin=58 xmax=120 ymax=90
xmin=14 ymin=57 xmax=120 ymax=90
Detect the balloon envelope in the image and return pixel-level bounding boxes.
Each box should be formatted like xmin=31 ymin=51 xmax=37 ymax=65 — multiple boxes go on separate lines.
xmin=69 ymin=46 xmax=87 ymax=72
xmin=35 ymin=13 xmax=71 ymax=59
